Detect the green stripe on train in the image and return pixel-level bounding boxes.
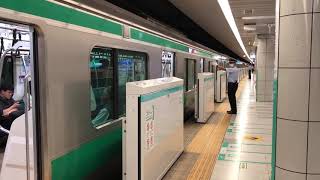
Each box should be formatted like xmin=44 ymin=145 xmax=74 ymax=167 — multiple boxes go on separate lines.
xmin=131 ymin=28 xmax=189 ymax=52
xmin=0 ymin=0 xmax=123 ymax=35
xmin=0 ymin=0 xmax=218 ymax=58
xmin=131 ymin=28 xmax=217 ymax=58
xmin=51 ymin=128 xmax=122 ymax=180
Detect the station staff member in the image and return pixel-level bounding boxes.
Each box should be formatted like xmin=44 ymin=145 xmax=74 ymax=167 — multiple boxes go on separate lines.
xmin=219 ymin=60 xmax=239 ymax=114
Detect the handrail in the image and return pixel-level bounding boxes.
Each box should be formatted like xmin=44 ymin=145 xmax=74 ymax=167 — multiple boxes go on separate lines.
xmin=21 ymin=56 xmax=28 ymax=75
xmin=0 ymin=125 xmax=9 ymax=134
xmin=0 ymin=41 xmax=25 ymax=85
xmin=23 ymin=73 xmax=31 ymax=180
xmin=16 ymin=47 xmax=29 ymax=75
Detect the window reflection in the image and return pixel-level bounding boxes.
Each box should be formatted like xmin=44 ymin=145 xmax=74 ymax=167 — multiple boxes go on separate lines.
xmin=90 ymin=47 xmax=147 ymax=128
xmin=90 ymin=47 xmax=114 ymax=128
xmin=186 ymin=59 xmax=196 ymax=91
xmin=117 ymin=50 xmax=147 ymax=117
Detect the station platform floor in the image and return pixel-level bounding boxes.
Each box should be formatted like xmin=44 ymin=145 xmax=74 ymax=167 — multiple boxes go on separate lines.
xmin=164 ymin=76 xmax=273 ymax=180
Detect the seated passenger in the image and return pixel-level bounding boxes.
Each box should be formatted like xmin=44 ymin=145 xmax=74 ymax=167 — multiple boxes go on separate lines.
xmin=0 ymin=83 xmax=24 ymax=130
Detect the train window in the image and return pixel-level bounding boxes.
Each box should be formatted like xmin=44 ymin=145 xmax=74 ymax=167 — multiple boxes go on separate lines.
xmin=208 ymin=61 xmax=213 ymax=72
xmin=186 ymin=59 xmax=196 ymax=91
xmin=1 ymin=56 xmax=14 ymax=85
xmin=200 ymin=58 xmax=204 ymax=73
xmin=90 ymin=47 xmax=147 ymax=127
xmin=90 ymin=47 xmax=114 ymax=128
xmin=117 ymin=50 xmax=147 ymax=117
xmin=161 ymin=51 xmax=175 ymax=77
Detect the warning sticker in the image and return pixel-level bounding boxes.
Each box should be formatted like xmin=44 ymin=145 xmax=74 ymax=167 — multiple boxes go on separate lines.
xmin=244 ymin=135 xmax=263 ymax=142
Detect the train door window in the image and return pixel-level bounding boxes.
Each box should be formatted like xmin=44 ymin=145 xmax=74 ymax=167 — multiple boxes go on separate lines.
xmin=200 ymin=58 xmax=204 ymax=73
xmin=204 ymin=58 xmax=210 ymax=73
xmin=161 ymin=51 xmax=175 ymax=77
xmin=208 ymin=61 xmax=212 ymax=72
xmin=1 ymin=56 xmax=13 ymax=85
xmin=213 ymin=64 xmax=217 ymax=74
xmin=185 ymin=59 xmax=196 ymax=91
xmin=117 ymin=50 xmax=147 ymax=117
xmin=90 ymin=47 xmax=114 ymax=128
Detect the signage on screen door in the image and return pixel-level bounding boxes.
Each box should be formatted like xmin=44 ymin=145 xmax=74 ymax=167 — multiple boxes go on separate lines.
xmin=145 ymin=105 xmax=155 ymax=151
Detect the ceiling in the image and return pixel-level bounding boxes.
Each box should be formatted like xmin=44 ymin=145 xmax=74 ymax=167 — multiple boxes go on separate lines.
xmin=169 ymin=0 xmax=244 ymax=59
xmin=79 ymin=0 xmax=247 ymax=61
xmin=169 ymin=0 xmax=275 ymax=62
xmin=229 ymin=0 xmax=275 ymax=58
xmin=79 ymin=0 xmax=276 ymax=62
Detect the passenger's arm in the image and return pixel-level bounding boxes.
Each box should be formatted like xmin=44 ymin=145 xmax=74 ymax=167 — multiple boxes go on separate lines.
xmin=10 ymin=109 xmax=24 ymax=119
xmin=1 ymin=103 xmax=19 ymax=117
xmin=2 ymin=108 xmax=18 ymax=117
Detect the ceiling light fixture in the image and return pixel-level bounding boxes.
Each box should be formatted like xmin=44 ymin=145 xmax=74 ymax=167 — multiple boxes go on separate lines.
xmin=217 ymin=0 xmax=252 ymax=62
xmin=242 ymin=16 xmax=275 ymax=20
xmin=243 ymin=25 xmax=256 ymax=31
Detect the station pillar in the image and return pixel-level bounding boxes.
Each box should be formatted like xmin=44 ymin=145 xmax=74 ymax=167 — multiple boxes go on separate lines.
xmin=256 ymin=35 xmax=275 ymax=102
xmin=275 ymin=0 xmax=320 ymax=179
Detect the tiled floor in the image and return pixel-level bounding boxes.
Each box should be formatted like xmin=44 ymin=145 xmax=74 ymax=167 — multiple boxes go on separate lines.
xmin=211 ymin=78 xmax=273 ymax=180
xmin=164 ymin=78 xmax=247 ymax=180
xmin=163 ymin=76 xmax=274 ymax=180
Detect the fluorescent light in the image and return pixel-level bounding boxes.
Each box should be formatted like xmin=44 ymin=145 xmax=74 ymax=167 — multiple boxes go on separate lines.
xmin=217 ymin=0 xmax=252 ymax=62
xmin=243 ymin=25 xmax=256 ymax=31
xmin=242 ymin=16 xmax=275 ymax=20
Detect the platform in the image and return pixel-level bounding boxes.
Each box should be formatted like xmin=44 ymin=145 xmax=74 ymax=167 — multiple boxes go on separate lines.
xmin=164 ymin=76 xmax=273 ymax=180
xmin=211 ymin=78 xmax=272 ymax=180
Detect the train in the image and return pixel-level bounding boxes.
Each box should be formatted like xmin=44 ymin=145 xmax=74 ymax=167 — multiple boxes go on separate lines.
xmin=0 ymin=0 xmax=238 ymax=179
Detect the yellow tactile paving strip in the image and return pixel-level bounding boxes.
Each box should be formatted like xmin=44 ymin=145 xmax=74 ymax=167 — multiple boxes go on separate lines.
xmin=186 ymin=114 xmax=230 ymax=180
xmin=163 ymin=80 xmax=246 ymax=180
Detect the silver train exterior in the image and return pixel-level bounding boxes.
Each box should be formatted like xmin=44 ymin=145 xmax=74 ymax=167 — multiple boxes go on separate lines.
xmin=0 ymin=1 xmax=223 ymax=179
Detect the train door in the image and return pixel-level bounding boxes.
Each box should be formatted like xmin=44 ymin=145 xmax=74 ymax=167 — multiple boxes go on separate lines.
xmin=208 ymin=61 xmax=212 ymax=72
xmin=161 ymin=51 xmax=175 ymax=77
xmin=208 ymin=61 xmax=216 ymax=74
xmin=184 ymin=58 xmax=196 ymax=120
xmin=185 ymin=59 xmax=196 ymax=92
xmin=0 ymin=21 xmax=39 ymax=180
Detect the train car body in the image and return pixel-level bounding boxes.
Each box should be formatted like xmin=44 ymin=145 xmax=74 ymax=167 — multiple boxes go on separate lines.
xmin=0 ymin=1 xmax=224 ymax=179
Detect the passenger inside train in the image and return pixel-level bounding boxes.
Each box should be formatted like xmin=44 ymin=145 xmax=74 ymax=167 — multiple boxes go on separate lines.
xmin=0 ymin=83 xmax=25 ymax=130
